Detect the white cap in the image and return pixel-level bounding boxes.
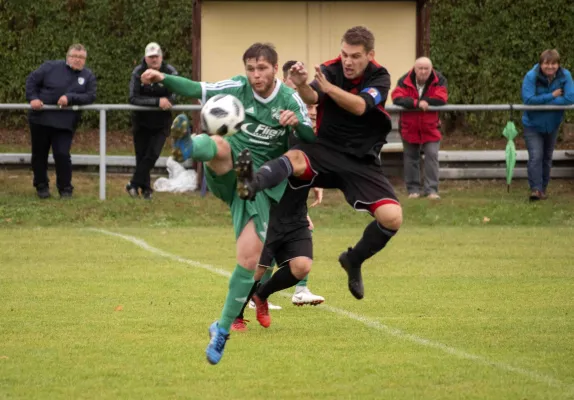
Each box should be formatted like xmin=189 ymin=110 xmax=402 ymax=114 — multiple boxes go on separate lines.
xmin=145 ymin=42 xmax=162 ymax=57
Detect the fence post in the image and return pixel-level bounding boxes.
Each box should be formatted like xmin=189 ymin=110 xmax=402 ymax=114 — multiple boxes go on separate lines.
xmin=99 ymin=109 xmax=106 ymax=200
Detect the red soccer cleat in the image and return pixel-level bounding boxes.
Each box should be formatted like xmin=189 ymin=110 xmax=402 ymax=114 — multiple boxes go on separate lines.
xmin=231 ymin=317 xmax=249 ymax=332
xmin=252 ymin=294 xmax=271 ymax=328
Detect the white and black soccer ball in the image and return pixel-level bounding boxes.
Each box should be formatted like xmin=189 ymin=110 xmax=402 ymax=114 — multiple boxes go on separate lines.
xmin=201 ymin=94 xmax=245 ymax=136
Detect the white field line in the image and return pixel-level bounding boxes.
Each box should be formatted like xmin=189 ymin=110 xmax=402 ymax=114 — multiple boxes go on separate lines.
xmin=89 ymin=228 xmax=570 ymax=391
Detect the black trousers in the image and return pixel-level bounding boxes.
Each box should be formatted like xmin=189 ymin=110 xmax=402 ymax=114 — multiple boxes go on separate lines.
xmin=130 ymin=125 xmax=169 ymax=191
xmin=29 ymin=123 xmax=74 ymax=192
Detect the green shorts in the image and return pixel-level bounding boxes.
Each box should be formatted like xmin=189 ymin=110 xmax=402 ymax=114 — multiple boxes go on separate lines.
xmin=203 ymin=137 xmax=287 ymax=242
xmin=205 ymin=166 xmax=287 ymax=243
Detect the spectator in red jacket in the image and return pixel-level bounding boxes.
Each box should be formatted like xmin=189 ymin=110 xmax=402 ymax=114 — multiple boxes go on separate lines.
xmin=392 ymin=57 xmax=448 ymax=199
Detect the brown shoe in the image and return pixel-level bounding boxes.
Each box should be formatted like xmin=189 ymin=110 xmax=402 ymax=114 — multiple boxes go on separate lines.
xmin=540 ymin=191 xmax=548 ymax=200
xmin=529 ymin=190 xmax=542 ymax=201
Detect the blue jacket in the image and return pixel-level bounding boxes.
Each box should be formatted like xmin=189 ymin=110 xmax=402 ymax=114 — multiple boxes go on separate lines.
xmin=25 ymin=60 xmax=97 ymax=131
xmin=521 ymin=64 xmax=574 ymax=133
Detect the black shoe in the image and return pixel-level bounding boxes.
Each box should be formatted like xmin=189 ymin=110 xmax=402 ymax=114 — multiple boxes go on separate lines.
xmin=529 ymin=190 xmax=542 ymax=201
xmin=338 ymin=248 xmax=364 ymax=300
xmin=126 ymin=183 xmax=139 ymax=198
xmin=235 ymin=149 xmax=256 ymax=200
xmin=36 ymin=186 xmax=51 ymax=199
xmin=142 ymin=189 xmax=152 ymax=200
xmin=59 ymin=190 xmax=73 ymax=199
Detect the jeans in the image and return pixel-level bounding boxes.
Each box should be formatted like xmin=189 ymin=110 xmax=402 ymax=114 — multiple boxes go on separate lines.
xmin=29 ymin=123 xmax=74 ymax=192
xmin=402 ymin=140 xmax=440 ymax=195
xmin=523 ymin=127 xmax=558 ymax=192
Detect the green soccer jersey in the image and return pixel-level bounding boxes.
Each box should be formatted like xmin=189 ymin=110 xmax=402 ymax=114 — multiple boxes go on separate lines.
xmin=201 ymin=75 xmax=313 ymax=169
xmin=161 ymin=73 xmax=315 ymax=203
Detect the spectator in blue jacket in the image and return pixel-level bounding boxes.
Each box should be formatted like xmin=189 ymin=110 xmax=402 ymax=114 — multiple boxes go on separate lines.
xmin=25 ymin=43 xmax=97 ymax=199
xmin=521 ymin=49 xmax=574 ymax=201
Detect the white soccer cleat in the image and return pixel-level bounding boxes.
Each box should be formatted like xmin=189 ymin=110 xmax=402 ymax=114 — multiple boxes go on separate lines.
xmin=291 ymin=287 xmax=325 ymax=306
xmin=249 ymin=299 xmax=282 ymax=310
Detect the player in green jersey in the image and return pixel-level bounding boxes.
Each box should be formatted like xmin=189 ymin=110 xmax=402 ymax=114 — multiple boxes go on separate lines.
xmin=141 ymin=43 xmax=315 ymax=365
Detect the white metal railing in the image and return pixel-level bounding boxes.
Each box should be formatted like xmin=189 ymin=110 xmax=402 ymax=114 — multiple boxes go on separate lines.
xmin=1 ymin=103 xmax=573 ymax=199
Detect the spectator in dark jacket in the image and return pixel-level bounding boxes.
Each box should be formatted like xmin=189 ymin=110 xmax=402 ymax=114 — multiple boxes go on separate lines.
xmin=127 ymin=42 xmax=178 ymax=199
xmin=392 ymin=57 xmax=447 ymax=200
xmin=25 ymin=43 xmax=97 ymax=199
xmin=521 ymin=49 xmax=574 ymax=201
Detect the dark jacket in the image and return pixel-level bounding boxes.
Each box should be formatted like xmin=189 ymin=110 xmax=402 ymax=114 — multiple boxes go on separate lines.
xmin=521 ymin=64 xmax=574 ymax=134
xmin=25 ymin=60 xmax=97 ymax=131
xmin=129 ymin=59 xmax=178 ymax=129
xmin=391 ymin=69 xmax=448 ymax=144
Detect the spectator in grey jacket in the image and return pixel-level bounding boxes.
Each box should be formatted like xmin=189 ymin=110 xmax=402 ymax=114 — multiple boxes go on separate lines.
xmin=127 ymin=42 xmax=178 ymax=199
xmin=25 ymin=43 xmax=97 ymax=199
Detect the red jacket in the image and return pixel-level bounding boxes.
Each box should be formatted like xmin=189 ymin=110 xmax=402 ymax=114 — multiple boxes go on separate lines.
xmin=391 ymin=69 xmax=448 ymax=144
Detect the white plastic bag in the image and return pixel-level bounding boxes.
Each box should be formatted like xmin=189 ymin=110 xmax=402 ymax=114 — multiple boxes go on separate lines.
xmin=153 ymin=156 xmax=198 ymax=193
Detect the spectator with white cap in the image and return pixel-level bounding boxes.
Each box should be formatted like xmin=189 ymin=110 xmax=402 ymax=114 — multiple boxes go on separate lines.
xmin=127 ymin=42 xmax=178 ymax=199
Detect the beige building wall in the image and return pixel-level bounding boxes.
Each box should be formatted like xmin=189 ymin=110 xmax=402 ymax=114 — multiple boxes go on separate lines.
xmin=201 ymin=1 xmax=417 ymax=98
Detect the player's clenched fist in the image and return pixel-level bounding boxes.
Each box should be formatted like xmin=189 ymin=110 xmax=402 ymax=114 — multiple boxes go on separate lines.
xmin=279 ymin=110 xmax=299 ymax=127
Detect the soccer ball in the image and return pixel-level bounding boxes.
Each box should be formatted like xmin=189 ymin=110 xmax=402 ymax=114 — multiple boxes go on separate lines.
xmin=201 ymin=94 xmax=245 ymax=136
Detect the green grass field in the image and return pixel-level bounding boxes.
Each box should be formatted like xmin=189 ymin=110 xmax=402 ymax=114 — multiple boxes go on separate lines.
xmin=1 ymin=170 xmax=573 ymax=399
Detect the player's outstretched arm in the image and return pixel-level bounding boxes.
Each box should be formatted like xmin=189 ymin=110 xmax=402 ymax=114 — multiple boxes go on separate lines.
xmin=141 ymin=69 xmax=202 ymax=99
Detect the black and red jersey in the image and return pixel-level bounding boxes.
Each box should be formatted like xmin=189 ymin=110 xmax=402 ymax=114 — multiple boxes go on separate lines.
xmin=310 ymin=56 xmax=392 ymax=161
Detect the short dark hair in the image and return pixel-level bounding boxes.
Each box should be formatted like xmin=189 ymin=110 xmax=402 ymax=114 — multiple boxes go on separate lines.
xmin=282 ymin=60 xmax=297 ymax=78
xmin=540 ymin=49 xmax=560 ymax=65
xmin=342 ymin=26 xmax=375 ymax=53
xmin=243 ymin=43 xmax=278 ymax=66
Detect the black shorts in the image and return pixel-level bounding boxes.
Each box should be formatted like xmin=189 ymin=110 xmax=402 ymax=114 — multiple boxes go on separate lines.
xmin=258 ymin=226 xmax=313 ymax=268
xmin=289 ymin=141 xmax=399 ymax=213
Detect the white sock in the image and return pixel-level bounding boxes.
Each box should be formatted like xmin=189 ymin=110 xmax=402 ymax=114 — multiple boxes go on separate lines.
xmin=295 ymin=286 xmax=307 ymax=294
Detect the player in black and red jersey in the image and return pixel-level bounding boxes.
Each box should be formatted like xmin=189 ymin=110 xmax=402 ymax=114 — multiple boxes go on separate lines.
xmin=235 ymin=26 xmax=402 ymax=301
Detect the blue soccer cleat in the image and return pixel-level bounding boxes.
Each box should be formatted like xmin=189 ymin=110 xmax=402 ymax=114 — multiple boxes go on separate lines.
xmin=206 ymin=321 xmax=230 ymax=365
xmin=170 ymin=114 xmax=194 ymax=162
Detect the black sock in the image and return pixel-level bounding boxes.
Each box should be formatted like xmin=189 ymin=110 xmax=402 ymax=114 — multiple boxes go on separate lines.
xmin=347 ymin=221 xmax=397 ymax=267
xmin=253 ymin=156 xmax=293 ymax=191
xmin=256 ymin=266 xmax=300 ymax=300
xmin=237 ymin=280 xmax=259 ymax=319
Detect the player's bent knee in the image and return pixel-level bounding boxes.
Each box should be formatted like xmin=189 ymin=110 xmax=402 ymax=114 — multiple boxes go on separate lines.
xmin=236 ymin=255 xmax=259 ymax=271
xmin=288 ymin=257 xmax=312 ymax=280
xmin=204 ymin=135 xmax=233 ymax=174
xmin=210 ymin=135 xmax=230 ymax=157
xmin=236 ymin=249 xmax=260 ymax=271
xmin=285 ymin=150 xmax=307 ymax=176
xmin=374 ymin=204 xmax=403 ymax=231
xmin=236 ymin=222 xmax=263 ymax=271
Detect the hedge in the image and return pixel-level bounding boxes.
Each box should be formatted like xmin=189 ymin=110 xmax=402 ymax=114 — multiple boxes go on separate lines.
xmin=430 ymin=0 xmax=574 ymax=136
xmin=1 ymin=0 xmax=573 ymax=136
xmin=0 ymin=0 xmax=193 ymax=129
